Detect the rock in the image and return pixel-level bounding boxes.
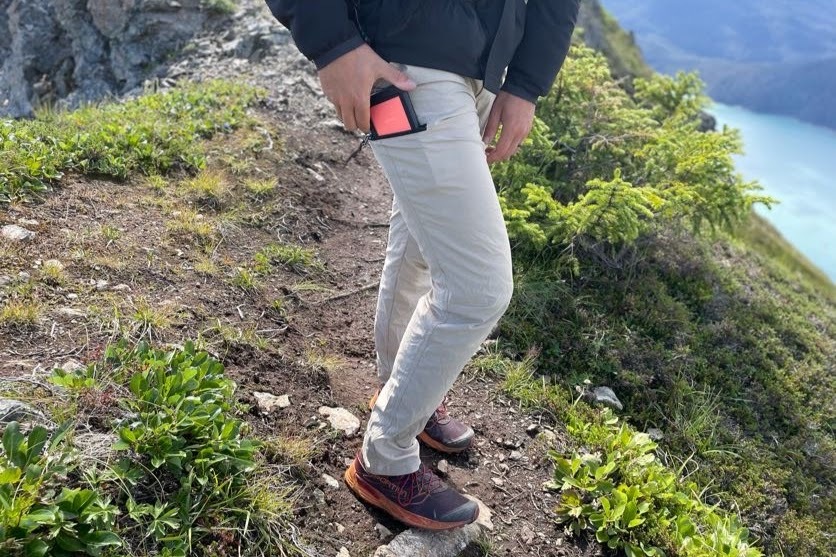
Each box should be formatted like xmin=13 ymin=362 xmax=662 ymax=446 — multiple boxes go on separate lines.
xmin=111 ymin=283 xmax=131 ymax=292
xmin=647 ymin=428 xmax=664 ymax=441
xmin=526 ymin=423 xmax=540 ymax=436
xmin=253 ymin=391 xmax=291 ymax=414
xmin=0 ymin=275 xmax=11 ymax=286
xmin=318 ymin=406 xmax=360 ymax=437
xmin=322 ymin=473 xmax=339 ymax=489
xmin=312 ymin=488 xmax=326 ymax=506
xmin=334 ymin=522 xmax=345 ymax=534
xmin=521 ymin=525 xmax=536 ymax=545
xmin=58 ymin=307 xmax=86 ymax=317
xmin=437 ymin=459 xmax=449 ymax=475
xmin=1 ymin=224 xmax=36 ymax=242
xmin=337 ymin=548 xmax=350 ymax=557
xmin=60 ymin=359 xmax=85 ymax=373
xmin=491 ymin=477 xmax=504 ymax=488
xmin=539 ymin=429 xmax=557 ymax=444
xmin=509 ymin=450 xmax=523 ymax=461
xmin=0 ymin=398 xmax=45 ymax=424
xmin=0 ymin=0 xmax=211 ymax=118
xmin=591 ymin=386 xmax=623 ymax=411
xmin=373 ymin=496 xmax=492 ymax=556
xmin=374 ymin=523 xmax=393 ymax=539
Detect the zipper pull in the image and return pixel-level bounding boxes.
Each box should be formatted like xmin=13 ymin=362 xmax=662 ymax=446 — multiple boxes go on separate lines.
xmin=344 ymin=134 xmax=370 ymax=166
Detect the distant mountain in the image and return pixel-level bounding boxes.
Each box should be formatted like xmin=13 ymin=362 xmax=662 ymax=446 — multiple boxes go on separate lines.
xmin=601 ymin=0 xmax=836 ymax=130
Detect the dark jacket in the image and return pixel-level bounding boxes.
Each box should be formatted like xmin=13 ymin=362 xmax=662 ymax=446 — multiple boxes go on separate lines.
xmin=265 ymin=0 xmax=580 ymax=103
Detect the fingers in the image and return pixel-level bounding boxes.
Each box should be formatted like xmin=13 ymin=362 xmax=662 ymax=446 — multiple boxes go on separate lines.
xmin=482 ymin=103 xmax=502 ymax=146
xmin=486 ymin=124 xmax=528 ymax=164
xmin=339 ymin=99 xmax=358 ymax=133
xmin=354 ymin=96 xmax=371 ymax=133
xmin=380 ymin=63 xmax=416 ymax=91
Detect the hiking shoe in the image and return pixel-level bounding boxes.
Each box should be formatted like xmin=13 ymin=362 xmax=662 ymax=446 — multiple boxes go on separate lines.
xmin=369 ymin=389 xmax=475 ymax=454
xmin=344 ymin=454 xmax=479 ymax=530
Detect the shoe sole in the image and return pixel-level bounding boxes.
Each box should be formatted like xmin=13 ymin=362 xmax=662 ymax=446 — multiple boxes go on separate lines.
xmin=344 ymin=459 xmax=476 ymax=531
xmin=369 ymin=391 xmax=473 ymax=454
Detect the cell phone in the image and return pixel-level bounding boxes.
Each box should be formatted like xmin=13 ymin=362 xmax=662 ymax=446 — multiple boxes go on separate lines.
xmin=369 ymin=85 xmax=426 ymax=140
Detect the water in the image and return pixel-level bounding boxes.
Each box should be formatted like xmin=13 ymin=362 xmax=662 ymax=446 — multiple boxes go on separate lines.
xmin=710 ymin=103 xmax=836 ymax=281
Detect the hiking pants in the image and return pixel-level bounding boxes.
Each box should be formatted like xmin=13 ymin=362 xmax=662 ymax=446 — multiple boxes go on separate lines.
xmin=361 ymin=65 xmax=514 ymax=476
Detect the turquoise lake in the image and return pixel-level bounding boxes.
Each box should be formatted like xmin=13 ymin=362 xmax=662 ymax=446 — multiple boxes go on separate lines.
xmin=710 ymin=103 xmax=836 ymax=281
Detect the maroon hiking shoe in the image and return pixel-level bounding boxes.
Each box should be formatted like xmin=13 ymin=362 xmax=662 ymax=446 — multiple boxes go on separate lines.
xmin=344 ymin=454 xmax=479 ymax=530
xmin=369 ymin=389 xmax=475 ymax=454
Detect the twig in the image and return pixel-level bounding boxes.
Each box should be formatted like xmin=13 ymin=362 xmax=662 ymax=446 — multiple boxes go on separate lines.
xmin=317 ymin=281 xmax=379 ymax=304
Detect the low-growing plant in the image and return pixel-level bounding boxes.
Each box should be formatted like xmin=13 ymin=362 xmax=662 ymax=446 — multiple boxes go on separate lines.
xmin=0 ymin=422 xmax=121 ymax=556
xmin=255 ymin=243 xmax=323 ymax=275
xmin=551 ymin=412 xmax=762 ymax=557
xmin=0 ymin=299 xmax=41 ymax=328
xmin=181 ymin=169 xmax=230 ymax=209
xmin=244 ymin=178 xmax=278 ymax=200
xmin=0 ymin=80 xmax=261 ymax=202
xmin=39 ymin=259 xmax=67 ymax=285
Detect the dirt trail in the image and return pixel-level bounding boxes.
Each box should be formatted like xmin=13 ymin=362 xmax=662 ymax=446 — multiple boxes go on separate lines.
xmin=0 ymin=3 xmax=601 ymax=555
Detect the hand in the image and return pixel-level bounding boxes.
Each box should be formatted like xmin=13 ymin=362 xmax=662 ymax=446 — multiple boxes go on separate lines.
xmin=318 ymin=44 xmax=416 ymax=133
xmin=482 ymin=91 xmax=536 ymax=164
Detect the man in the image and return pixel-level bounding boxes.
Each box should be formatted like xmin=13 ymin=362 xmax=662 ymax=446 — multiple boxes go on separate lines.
xmin=266 ymin=0 xmax=579 ymax=530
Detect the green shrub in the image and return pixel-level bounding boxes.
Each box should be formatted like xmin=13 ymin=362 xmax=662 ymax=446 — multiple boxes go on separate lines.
xmin=0 ymin=422 xmax=121 ymax=556
xmin=0 ymin=80 xmax=261 ymax=202
xmin=552 ymin=412 xmax=762 ymax=557
xmin=493 ymin=45 xmax=770 ymax=267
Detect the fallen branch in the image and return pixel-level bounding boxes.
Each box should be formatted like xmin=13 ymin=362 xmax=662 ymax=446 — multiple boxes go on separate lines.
xmin=317 ymin=281 xmax=379 ymax=304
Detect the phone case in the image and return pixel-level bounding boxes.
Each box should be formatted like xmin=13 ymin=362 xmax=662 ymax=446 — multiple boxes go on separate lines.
xmin=369 ymin=86 xmax=426 ymax=140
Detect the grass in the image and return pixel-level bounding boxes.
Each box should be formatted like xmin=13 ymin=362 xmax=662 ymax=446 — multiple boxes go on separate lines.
xmin=181 ymin=169 xmax=231 ymax=209
xmin=255 ymin=243 xmax=323 ymax=275
xmin=0 ymin=80 xmax=261 ymax=202
xmin=39 ymin=259 xmax=67 ymax=285
xmin=496 ymin=226 xmax=835 ymax=555
xmin=130 ymin=297 xmax=175 ymax=341
xmin=244 ymin=178 xmax=278 ymax=200
xmin=303 ymin=346 xmax=344 ymax=374
xmin=206 ymin=319 xmax=270 ymax=351
xmin=0 ymin=299 xmax=41 ymax=328
xmin=166 ymin=208 xmax=219 ymax=249
xmin=201 ymin=0 xmax=236 ymax=14
xmin=230 ymin=266 xmax=261 ymax=293
xmin=101 ymin=224 xmax=121 ymax=244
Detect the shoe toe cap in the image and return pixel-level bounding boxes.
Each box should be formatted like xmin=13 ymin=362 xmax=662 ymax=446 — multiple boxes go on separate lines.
xmin=438 ymin=498 xmax=479 ymax=524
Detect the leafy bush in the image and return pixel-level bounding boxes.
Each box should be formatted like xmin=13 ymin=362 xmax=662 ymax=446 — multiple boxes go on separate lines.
xmin=0 ymin=80 xmax=262 ymax=202
xmin=0 ymin=422 xmax=121 ymax=556
xmin=104 ymin=341 xmax=286 ymax=556
xmin=493 ymin=46 xmax=769 ymax=267
xmin=552 ymin=413 xmax=762 ymax=557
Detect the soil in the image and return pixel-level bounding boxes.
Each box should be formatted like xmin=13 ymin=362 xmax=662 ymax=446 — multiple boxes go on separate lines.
xmin=0 ymin=3 xmax=604 ymax=556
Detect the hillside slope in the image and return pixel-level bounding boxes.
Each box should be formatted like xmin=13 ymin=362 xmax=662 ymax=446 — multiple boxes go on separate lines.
xmin=0 ymin=2 xmax=833 ymax=557
xmin=602 ymin=0 xmax=836 ymax=129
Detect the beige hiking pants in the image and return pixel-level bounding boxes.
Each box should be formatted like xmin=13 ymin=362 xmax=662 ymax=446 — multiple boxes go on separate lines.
xmin=361 ymin=65 xmax=513 ymax=475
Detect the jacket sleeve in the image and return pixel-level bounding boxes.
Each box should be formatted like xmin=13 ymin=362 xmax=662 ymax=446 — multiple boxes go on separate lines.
xmin=264 ymin=0 xmax=366 ymax=69
xmin=501 ymin=0 xmax=580 ymax=103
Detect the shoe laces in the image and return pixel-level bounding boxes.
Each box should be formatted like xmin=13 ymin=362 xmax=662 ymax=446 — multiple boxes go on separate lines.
xmin=393 ymin=464 xmax=446 ymax=506
xmin=432 ymin=397 xmax=452 ymax=425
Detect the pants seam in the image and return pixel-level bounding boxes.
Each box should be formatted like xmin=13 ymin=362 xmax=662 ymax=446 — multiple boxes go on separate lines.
xmin=374 ymin=139 xmax=451 ymax=440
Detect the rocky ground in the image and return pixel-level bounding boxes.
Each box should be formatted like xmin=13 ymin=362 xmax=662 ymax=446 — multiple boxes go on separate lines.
xmin=0 ymin=2 xmax=605 ymax=556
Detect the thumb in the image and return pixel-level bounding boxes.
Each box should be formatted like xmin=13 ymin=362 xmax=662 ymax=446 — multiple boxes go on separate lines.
xmin=380 ymin=63 xmax=416 ymax=91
